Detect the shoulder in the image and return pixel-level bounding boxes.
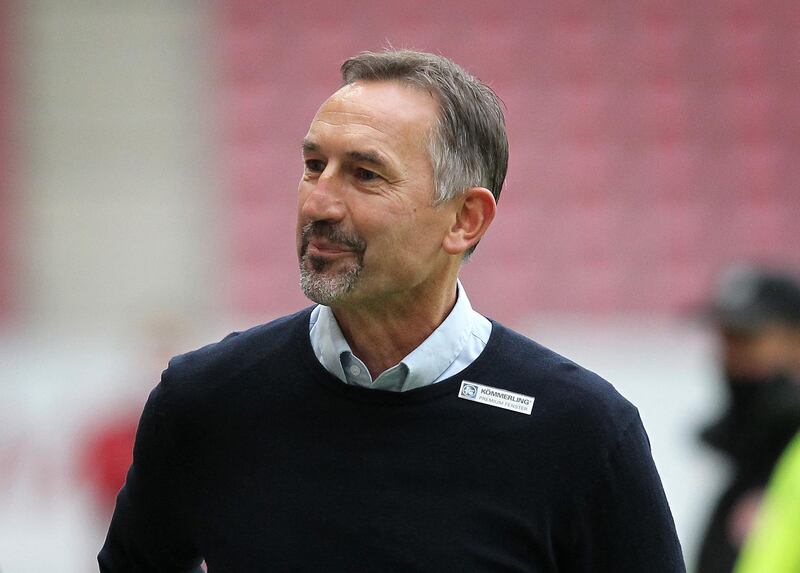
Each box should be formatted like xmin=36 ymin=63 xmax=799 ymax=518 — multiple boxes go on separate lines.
xmin=483 ymin=320 xmax=641 ymax=448
xmin=486 ymin=321 xmax=635 ymax=414
xmin=156 ymin=307 xmax=314 ymax=403
xmin=483 ymin=322 xmax=666 ymax=508
xmin=127 ymin=308 xmax=315 ymax=476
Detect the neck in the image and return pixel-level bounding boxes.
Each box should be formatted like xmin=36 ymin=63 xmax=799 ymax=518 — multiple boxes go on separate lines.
xmin=331 ymin=279 xmax=459 ymax=379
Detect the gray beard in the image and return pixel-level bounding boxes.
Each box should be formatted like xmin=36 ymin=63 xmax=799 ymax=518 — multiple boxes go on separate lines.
xmin=299 ymin=254 xmax=363 ymax=305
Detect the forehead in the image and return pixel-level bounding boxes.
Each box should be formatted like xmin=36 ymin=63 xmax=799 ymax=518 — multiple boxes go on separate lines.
xmin=305 ymin=81 xmax=439 ymax=156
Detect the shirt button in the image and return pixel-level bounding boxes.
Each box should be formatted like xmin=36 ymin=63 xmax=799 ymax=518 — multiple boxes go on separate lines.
xmin=349 ymin=365 xmax=361 ymax=376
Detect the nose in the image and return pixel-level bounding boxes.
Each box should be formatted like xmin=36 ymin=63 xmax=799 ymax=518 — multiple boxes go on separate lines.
xmin=299 ymin=169 xmax=347 ymax=224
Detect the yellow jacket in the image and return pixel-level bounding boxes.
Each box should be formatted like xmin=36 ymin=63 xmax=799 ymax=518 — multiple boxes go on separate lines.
xmin=735 ymin=431 xmax=800 ymax=572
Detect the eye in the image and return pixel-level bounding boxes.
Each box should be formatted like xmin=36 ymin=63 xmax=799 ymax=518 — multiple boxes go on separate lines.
xmin=304 ymin=159 xmax=325 ymax=173
xmin=355 ymin=167 xmax=379 ymax=182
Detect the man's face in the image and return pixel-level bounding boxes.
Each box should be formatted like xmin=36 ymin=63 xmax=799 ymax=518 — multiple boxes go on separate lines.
xmin=720 ymin=324 xmax=797 ymax=380
xmin=297 ymin=80 xmax=456 ymax=307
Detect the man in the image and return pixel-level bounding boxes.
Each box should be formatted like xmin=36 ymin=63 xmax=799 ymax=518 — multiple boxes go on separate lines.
xmin=696 ymin=265 xmax=800 ymax=573
xmin=99 ymin=50 xmax=684 ymax=572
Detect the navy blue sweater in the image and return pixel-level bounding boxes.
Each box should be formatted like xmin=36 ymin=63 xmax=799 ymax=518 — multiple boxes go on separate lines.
xmin=99 ymin=308 xmax=685 ymax=572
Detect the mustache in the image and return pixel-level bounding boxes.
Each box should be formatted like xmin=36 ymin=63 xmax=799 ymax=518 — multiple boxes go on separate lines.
xmin=300 ymin=222 xmax=366 ymax=254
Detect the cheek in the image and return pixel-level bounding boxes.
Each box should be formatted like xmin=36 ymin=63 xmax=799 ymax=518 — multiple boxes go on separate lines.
xmin=368 ymin=215 xmax=446 ymax=267
xmin=352 ymin=196 xmax=447 ymax=259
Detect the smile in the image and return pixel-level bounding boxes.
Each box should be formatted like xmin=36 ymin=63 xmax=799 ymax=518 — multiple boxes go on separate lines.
xmin=306 ymin=240 xmax=356 ymax=257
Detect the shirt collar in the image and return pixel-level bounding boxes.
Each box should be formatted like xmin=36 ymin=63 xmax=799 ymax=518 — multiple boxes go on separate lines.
xmin=308 ymin=280 xmax=476 ymax=391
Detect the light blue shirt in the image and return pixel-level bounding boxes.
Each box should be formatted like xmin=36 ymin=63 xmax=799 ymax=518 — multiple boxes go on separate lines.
xmin=308 ymin=281 xmax=492 ymax=392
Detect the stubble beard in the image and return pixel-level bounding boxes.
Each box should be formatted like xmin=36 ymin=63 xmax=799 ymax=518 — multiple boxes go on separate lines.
xmin=300 ymin=256 xmax=363 ymax=305
xmin=298 ymin=222 xmax=366 ymax=306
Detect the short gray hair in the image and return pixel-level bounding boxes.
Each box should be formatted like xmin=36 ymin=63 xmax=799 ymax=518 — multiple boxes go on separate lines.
xmin=340 ymin=50 xmax=508 ymax=210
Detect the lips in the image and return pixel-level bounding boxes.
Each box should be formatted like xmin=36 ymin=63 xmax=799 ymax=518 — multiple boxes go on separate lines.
xmin=300 ymin=222 xmax=366 ymax=261
xmin=306 ymin=238 xmax=354 ymax=257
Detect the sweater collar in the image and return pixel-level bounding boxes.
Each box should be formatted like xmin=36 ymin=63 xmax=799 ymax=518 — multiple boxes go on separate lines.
xmin=309 ymin=281 xmax=476 ymax=391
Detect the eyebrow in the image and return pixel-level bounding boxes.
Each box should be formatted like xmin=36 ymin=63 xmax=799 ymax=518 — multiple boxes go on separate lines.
xmin=301 ymin=139 xmax=390 ymax=171
xmin=301 ymin=139 xmax=319 ymax=154
xmin=346 ymin=150 xmax=388 ymax=170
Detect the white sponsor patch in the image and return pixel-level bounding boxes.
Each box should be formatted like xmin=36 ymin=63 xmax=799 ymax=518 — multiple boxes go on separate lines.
xmin=458 ymin=381 xmax=535 ymax=415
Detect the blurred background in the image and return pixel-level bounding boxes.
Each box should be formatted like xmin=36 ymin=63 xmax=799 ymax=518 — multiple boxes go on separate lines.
xmin=1 ymin=0 xmax=799 ymax=571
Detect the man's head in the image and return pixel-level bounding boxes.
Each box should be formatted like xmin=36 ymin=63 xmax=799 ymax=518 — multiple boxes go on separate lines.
xmin=340 ymin=50 xmax=508 ymax=208
xmin=709 ymin=265 xmax=800 ymax=380
xmin=297 ymin=50 xmax=508 ymax=308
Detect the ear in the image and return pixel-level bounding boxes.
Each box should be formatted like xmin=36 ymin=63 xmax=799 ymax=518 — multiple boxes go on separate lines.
xmin=442 ymin=187 xmax=497 ymax=256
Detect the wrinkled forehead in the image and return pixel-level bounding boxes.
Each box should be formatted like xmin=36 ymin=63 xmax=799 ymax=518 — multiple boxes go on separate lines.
xmin=312 ymin=80 xmax=440 ymax=137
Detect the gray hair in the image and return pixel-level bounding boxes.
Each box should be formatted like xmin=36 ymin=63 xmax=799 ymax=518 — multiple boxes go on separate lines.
xmin=340 ymin=50 xmax=508 ymax=212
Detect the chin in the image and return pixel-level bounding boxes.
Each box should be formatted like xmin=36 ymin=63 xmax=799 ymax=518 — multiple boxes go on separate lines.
xmin=299 ymin=261 xmax=363 ymax=306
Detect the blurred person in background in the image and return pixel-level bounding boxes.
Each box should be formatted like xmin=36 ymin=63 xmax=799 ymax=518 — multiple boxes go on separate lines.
xmin=99 ymin=49 xmax=683 ymax=572
xmin=734 ymin=430 xmax=800 ymax=572
xmin=696 ymin=265 xmax=800 ymax=573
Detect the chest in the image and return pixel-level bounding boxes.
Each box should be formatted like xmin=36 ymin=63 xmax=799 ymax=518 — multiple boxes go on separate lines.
xmin=188 ymin=393 xmax=569 ymax=572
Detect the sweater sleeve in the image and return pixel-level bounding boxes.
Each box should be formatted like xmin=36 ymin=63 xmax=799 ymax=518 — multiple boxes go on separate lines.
xmin=564 ymin=411 xmax=686 ymax=573
xmin=98 ymin=370 xmax=204 ymax=572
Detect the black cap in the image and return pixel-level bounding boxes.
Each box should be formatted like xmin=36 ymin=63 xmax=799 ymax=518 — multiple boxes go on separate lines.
xmin=709 ymin=265 xmax=800 ymax=331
